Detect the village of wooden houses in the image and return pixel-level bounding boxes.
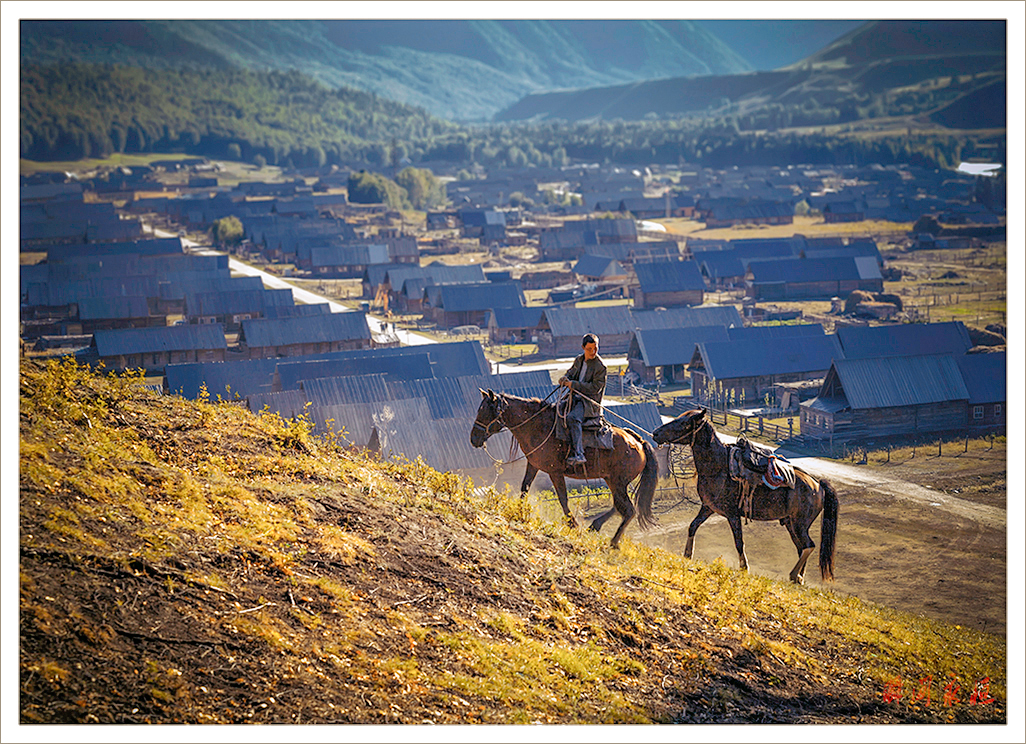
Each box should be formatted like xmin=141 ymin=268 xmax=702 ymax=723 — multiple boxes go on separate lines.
xmin=20 ymin=157 xmax=1007 ymax=480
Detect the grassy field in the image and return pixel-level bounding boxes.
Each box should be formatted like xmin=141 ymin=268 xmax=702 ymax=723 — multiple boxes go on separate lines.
xmin=18 ymin=358 xmax=1007 ymax=724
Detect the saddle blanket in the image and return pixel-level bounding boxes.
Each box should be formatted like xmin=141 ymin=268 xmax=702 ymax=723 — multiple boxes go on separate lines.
xmin=554 ymin=415 xmax=616 ymax=450
xmin=728 ymin=436 xmax=796 ymax=490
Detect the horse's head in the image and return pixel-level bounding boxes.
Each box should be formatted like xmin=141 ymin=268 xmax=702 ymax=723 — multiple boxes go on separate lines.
xmin=652 ymin=408 xmax=707 ymax=447
xmin=470 ymin=389 xmax=507 ymax=448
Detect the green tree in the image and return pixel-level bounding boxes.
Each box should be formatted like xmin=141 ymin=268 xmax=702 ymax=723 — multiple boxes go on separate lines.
xmin=396 ymin=166 xmax=445 ymax=210
xmin=347 ymin=170 xmax=407 ymax=209
xmin=212 ymin=216 xmax=244 ymax=247
xmin=227 ymin=142 xmax=242 ymax=160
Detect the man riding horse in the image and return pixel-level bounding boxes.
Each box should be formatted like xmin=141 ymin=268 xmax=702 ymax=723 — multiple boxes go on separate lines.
xmin=558 ymin=333 xmax=607 ymax=466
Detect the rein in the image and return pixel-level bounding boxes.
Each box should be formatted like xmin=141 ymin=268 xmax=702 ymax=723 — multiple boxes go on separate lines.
xmin=477 ymin=389 xmax=560 ymax=465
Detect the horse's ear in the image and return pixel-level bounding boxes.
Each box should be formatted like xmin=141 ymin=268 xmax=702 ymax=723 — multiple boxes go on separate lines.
xmin=487 ymin=389 xmax=497 ymax=401
xmin=479 ymin=388 xmax=487 ymax=397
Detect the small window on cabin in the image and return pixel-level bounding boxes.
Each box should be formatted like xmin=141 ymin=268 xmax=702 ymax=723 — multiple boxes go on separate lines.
xmin=995 ymin=404 xmax=1002 ymax=416
xmin=973 ymin=405 xmax=984 ymax=420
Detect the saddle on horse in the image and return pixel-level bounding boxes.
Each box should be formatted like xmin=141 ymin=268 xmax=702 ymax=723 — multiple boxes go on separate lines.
xmin=554 ymin=412 xmax=616 ymax=450
xmin=728 ymin=434 xmax=796 ymax=518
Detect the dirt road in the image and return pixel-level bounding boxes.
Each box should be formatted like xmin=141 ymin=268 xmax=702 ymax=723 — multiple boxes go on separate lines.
xmin=777 ymin=450 xmax=1006 ymax=531
xmin=622 ymin=440 xmax=1008 ymax=636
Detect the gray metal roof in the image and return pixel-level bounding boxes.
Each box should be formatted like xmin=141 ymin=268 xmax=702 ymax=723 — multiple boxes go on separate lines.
xmin=278 ymin=353 xmax=434 ymax=390
xmin=309 ymin=244 xmax=390 ymax=267
xmin=158 ymin=276 xmax=263 ymax=300
xmin=486 ymin=306 xmax=545 ymax=330
xmin=240 ymin=312 xmax=371 ymax=348
xmin=47 ymin=237 xmax=184 ymax=261
xmin=697 ymin=251 xmax=746 ymax=280
xmin=747 ymin=256 xmax=882 ymax=284
xmin=830 ymin=354 xmax=970 ymax=409
xmin=93 ymin=325 xmax=227 ymax=356
xmin=634 ymin=260 xmax=706 ymax=293
xmin=77 ymin=296 xmax=152 ymax=320
xmin=185 ymin=288 xmax=293 ymax=317
xmin=426 ymin=282 xmax=525 ymax=312
xmin=693 ymin=334 xmax=842 ymax=380
xmin=602 ymin=402 xmax=664 ymax=446
xmin=542 ymin=305 xmax=635 ymax=337
xmin=262 ymin=303 xmax=332 ymax=318
xmin=955 ymin=351 xmax=1006 ymax=404
xmin=573 ymin=254 xmax=624 ymax=278
xmin=165 ymin=358 xmax=280 ymax=399
xmin=835 ymin=321 xmax=972 ymax=359
xmin=632 ymin=325 xmax=730 ymax=367
xmin=631 ymin=305 xmax=742 ymax=330
xmin=726 ymin=324 xmax=826 ymax=342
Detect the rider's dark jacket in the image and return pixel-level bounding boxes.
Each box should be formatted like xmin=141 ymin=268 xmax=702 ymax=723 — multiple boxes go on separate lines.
xmin=564 ymin=353 xmax=607 ymax=419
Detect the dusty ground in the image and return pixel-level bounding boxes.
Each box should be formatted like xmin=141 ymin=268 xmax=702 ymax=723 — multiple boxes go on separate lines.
xmin=498 ymin=440 xmax=1008 ymax=637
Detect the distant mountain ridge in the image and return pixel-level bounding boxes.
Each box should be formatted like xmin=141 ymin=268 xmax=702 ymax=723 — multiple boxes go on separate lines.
xmin=494 ymin=20 xmax=1007 ymax=129
xmin=20 ymin=19 xmax=753 ymax=122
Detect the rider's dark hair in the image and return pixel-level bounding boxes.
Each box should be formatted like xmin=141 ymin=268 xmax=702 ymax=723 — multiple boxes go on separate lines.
xmin=582 ymin=333 xmax=598 ymax=347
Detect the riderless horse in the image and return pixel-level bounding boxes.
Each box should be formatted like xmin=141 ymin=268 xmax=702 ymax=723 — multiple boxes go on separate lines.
xmin=470 ymin=390 xmax=659 ymax=548
xmin=653 ymin=408 xmax=838 ymax=583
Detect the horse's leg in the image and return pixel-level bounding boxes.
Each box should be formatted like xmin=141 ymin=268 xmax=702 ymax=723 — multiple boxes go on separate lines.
xmin=785 ymin=514 xmax=816 ymax=585
xmin=606 ymin=479 xmax=636 ymax=549
xmin=725 ymin=512 xmax=749 ymax=572
xmin=552 ymin=474 xmax=578 ymax=529
xmin=588 ymin=505 xmax=618 ymax=533
xmin=520 ymin=462 xmax=538 ymax=499
xmin=684 ymin=504 xmax=713 ymax=559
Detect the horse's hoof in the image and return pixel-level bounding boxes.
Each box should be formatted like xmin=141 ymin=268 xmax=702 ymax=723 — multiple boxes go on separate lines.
xmin=587 ymin=522 xmax=601 ymax=532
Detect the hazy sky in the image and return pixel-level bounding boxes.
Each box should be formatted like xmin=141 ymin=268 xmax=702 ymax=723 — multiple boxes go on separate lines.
xmin=695 ymin=19 xmax=864 ymax=70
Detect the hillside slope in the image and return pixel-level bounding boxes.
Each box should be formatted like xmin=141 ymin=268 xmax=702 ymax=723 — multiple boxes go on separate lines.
xmin=19 ymin=19 xmax=752 ymax=122
xmin=495 ymin=19 xmax=1006 ymax=126
xmin=18 ymin=359 xmax=1005 ymax=724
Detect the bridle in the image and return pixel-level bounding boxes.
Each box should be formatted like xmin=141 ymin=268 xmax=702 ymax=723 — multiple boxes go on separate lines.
xmin=473 ymin=391 xmax=559 ymax=463
xmin=666 ymin=413 xmax=704 ymax=449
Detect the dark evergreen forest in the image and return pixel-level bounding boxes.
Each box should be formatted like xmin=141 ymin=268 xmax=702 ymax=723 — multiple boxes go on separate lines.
xmin=20 ymin=62 xmax=1004 ymax=171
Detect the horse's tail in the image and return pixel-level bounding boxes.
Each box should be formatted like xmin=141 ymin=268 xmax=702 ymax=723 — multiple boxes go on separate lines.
xmin=819 ymin=478 xmax=839 ymax=581
xmin=635 ymin=439 xmax=659 ymax=530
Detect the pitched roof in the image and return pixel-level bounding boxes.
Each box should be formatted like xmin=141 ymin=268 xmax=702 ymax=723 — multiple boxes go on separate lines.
xmin=164 ymin=341 xmax=491 ymax=400
xmin=726 ymin=324 xmax=826 ymax=342
xmin=486 ymin=306 xmax=546 ymax=330
xmin=240 ymin=312 xmax=371 ymax=348
xmin=955 ymin=351 xmax=1006 ymax=404
xmin=572 ymin=254 xmax=626 ymax=278
xmin=93 ymin=325 xmax=227 ymax=356
xmin=632 ymin=325 xmax=730 ymax=367
xmin=277 ymin=354 xmax=434 ymax=390
xmin=835 ymin=321 xmax=972 ymax=359
xmin=309 ymin=244 xmax=389 ymax=267
xmin=692 ymin=335 xmax=842 ymax=379
xmin=827 ymin=355 xmax=970 ymax=409
xmin=542 ymin=305 xmax=635 ymax=337
xmin=77 ymin=296 xmax=152 ymax=320
xmin=747 ymin=256 xmax=882 ymax=284
xmin=47 ymin=237 xmax=184 ymax=261
xmin=634 ymin=260 xmax=705 ymax=293
xmin=631 ymin=305 xmax=742 ymax=330
xmin=696 ymin=250 xmax=747 ymax=280
xmin=185 ymin=289 xmax=294 ymax=317
xmin=262 ymin=303 xmax=332 ymax=318
xmin=426 ymin=282 xmax=524 ymax=312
